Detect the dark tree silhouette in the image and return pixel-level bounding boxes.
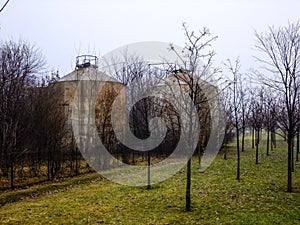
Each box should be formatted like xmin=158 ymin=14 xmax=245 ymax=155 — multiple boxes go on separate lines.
xmin=0 ymin=40 xmax=44 ymax=178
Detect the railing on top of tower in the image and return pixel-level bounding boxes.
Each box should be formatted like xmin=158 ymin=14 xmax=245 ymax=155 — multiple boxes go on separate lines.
xmin=75 ymin=55 xmax=98 ymax=70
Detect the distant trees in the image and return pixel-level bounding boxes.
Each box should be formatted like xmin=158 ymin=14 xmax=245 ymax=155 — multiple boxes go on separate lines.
xmin=254 ymin=21 xmax=300 ymax=192
xmin=101 ymin=54 xmax=161 ymax=165
xmin=221 ymin=87 xmax=234 ymax=160
xmin=101 ymin=51 xmax=175 ymax=190
xmin=248 ymin=87 xmax=264 ymax=164
xmin=220 ymin=21 xmax=300 ymax=193
xmin=261 ymin=89 xmax=276 ymax=156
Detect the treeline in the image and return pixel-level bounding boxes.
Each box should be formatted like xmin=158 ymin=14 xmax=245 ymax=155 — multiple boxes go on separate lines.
xmin=0 ymin=40 xmax=88 ymax=189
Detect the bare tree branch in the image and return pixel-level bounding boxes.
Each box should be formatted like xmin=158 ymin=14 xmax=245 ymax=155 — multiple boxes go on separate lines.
xmin=0 ymin=0 xmax=10 ymax=13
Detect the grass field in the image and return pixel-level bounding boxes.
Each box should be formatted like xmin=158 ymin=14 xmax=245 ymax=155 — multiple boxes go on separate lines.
xmin=0 ymin=137 xmax=300 ymax=224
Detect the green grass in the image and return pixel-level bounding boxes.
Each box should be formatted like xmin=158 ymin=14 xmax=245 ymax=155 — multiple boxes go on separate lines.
xmin=0 ymin=138 xmax=300 ymax=224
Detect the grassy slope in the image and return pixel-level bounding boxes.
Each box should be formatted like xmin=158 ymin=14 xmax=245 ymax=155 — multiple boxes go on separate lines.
xmin=0 ymin=139 xmax=300 ymax=224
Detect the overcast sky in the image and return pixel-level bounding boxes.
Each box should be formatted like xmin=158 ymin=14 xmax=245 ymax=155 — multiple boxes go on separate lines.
xmin=1 ymin=0 xmax=300 ymax=76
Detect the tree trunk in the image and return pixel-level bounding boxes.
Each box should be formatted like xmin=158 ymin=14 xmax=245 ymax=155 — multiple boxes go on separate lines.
xmin=271 ymin=130 xmax=274 ymax=151
xmin=266 ymin=128 xmax=270 ymax=156
xmin=241 ymin=127 xmax=245 ymax=152
xmin=252 ymin=128 xmax=255 ymax=149
xmin=292 ymin=138 xmax=294 ymax=172
xmin=256 ymin=144 xmax=259 ymax=164
xmin=10 ymin=152 xmax=14 ymax=189
xmin=185 ymin=158 xmax=191 ymax=211
xmin=287 ymin=134 xmax=293 ymax=192
xmin=147 ymin=151 xmax=151 ymax=190
xmin=75 ymin=147 xmax=78 ymax=176
xmin=236 ymin=128 xmax=240 ymax=181
xmin=297 ymin=129 xmax=299 ymax=162
xmin=198 ymin=142 xmax=202 ymax=169
xmin=47 ymin=149 xmax=51 ymax=181
xmin=272 ymin=131 xmax=276 ymax=148
xmin=256 ymin=129 xmax=259 ymax=165
xmin=224 ymin=143 xmax=227 ymax=160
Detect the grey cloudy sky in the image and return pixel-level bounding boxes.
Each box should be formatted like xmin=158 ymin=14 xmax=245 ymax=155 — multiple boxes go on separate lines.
xmin=1 ymin=0 xmax=299 ymax=76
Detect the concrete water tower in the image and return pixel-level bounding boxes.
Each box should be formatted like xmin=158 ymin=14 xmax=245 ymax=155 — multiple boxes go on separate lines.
xmin=54 ymin=55 xmax=125 ymax=142
xmin=57 ymin=55 xmax=122 ymax=106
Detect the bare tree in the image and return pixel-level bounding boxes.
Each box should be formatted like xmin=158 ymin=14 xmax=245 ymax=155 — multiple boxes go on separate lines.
xmin=254 ymin=21 xmax=300 ymax=192
xmin=221 ymin=87 xmax=235 ymax=160
xmin=0 ymin=0 xmax=10 ymax=13
xmin=240 ymin=82 xmax=249 ymax=154
xmin=101 ymin=53 xmax=150 ymax=164
xmin=101 ymin=52 xmax=174 ymax=189
xmin=0 ymin=40 xmax=44 ymax=178
xmin=224 ymin=58 xmax=243 ymax=181
xmin=170 ymin=23 xmax=219 ymax=211
xmin=261 ymin=87 xmax=277 ymax=156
